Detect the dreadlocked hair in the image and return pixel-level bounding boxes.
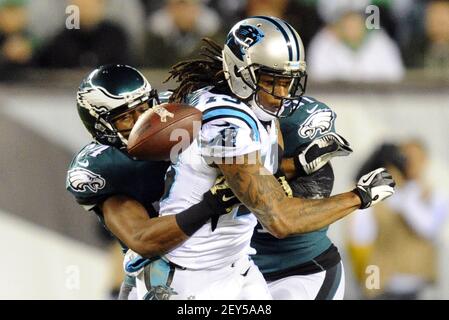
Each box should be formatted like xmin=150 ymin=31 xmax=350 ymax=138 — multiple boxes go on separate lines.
xmin=165 ymin=38 xmax=230 ymax=103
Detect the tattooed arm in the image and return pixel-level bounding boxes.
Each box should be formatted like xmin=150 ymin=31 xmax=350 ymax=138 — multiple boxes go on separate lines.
xmin=217 ymin=152 xmax=361 ymax=239
xmin=275 ymin=120 xmax=297 ymax=180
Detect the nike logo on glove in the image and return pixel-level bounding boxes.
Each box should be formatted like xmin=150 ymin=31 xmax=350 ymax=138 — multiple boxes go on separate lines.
xmin=362 ymin=170 xmax=380 ymax=184
xmin=222 ymin=195 xmax=236 ymax=202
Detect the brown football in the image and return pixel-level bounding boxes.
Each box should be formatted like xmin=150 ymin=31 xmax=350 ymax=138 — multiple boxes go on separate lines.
xmin=127 ymin=103 xmax=202 ymax=161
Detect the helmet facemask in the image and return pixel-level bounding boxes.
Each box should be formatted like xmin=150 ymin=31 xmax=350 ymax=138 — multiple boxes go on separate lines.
xmin=245 ymin=65 xmax=308 ymax=119
xmin=94 ymin=88 xmax=160 ymax=149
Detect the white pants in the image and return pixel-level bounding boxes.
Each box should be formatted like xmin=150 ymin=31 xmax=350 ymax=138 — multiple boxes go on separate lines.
xmin=268 ymin=262 xmax=345 ymax=300
xmin=135 ymin=255 xmax=272 ymax=300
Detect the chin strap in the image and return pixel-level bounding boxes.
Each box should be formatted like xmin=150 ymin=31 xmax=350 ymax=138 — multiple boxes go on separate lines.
xmin=249 ymin=96 xmax=278 ymax=122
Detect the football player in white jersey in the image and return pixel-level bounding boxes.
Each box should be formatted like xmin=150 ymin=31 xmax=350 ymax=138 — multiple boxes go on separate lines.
xmin=135 ymin=16 xmax=395 ymax=300
xmin=66 ymin=65 xmax=242 ymax=300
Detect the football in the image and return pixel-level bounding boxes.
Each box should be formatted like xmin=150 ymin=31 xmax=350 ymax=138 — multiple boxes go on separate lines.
xmin=127 ymin=103 xmax=202 ymax=161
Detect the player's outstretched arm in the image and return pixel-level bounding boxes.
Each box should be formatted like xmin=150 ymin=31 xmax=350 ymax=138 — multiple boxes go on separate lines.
xmin=218 ymin=153 xmax=395 ymax=239
xmin=102 ymin=196 xmax=188 ymax=258
xmin=102 ymin=186 xmax=238 ymax=259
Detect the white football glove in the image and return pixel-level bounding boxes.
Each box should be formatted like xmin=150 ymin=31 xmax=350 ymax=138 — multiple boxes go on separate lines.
xmin=353 ymin=167 xmax=396 ymax=209
xmin=295 ymin=132 xmax=353 ymax=175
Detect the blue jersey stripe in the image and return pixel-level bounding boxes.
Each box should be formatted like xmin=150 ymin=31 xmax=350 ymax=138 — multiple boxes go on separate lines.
xmin=253 ymin=16 xmax=293 ymax=61
xmin=203 ymin=107 xmax=260 ymax=141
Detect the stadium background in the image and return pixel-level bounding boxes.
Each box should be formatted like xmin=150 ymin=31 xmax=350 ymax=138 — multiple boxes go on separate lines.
xmin=0 ymin=0 xmax=448 ymax=299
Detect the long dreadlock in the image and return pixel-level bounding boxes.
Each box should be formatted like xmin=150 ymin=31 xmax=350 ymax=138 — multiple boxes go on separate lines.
xmin=165 ymin=38 xmax=231 ymax=103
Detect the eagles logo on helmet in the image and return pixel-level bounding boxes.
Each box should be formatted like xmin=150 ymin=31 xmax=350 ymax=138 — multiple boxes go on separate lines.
xmin=76 ymin=64 xmax=160 ymax=150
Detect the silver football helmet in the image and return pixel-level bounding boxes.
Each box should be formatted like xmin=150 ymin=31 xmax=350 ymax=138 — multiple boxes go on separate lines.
xmin=222 ymin=16 xmax=308 ymax=121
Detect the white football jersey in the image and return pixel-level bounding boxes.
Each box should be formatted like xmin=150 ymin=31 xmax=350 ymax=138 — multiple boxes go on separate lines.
xmin=159 ymin=88 xmax=279 ymax=270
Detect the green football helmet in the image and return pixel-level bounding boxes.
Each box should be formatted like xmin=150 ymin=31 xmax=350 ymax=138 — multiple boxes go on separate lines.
xmin=76 ymin=64 xmax=160 ymax=149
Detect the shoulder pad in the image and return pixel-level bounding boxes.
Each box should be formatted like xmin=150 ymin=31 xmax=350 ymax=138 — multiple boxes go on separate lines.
xmin=66 ymin=143 xmax=118 ymax=205
xmin=199 ymin=121 xmax=261 ymax=158
xmin=280 ymin=96 xmax=337 ymax=156
xmin=194 ymin=93 xmax=262 ymax=158
xmin=185 ymin=86 xmax=214 ymax=107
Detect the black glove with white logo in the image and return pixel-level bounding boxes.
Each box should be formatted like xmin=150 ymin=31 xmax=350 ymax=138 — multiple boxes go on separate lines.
xmin=176 ymin=175 xmax=241 ymax=236
xmin=353 ymin=167 xmax=396 ymax=209
xmin=294 ymin=133 xmax=353 ymax=176
xmin=204 ymin=175 xmax=241 ymax=231
xmin=206 ymin=175 xmax=241 ymax=215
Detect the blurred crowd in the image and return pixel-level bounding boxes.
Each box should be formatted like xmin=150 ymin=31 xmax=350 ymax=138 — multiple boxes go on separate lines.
xmin=1 ymin=0 xmax=449 ymax=82
xmin=348 ymin=140 xmax=449 ymax=299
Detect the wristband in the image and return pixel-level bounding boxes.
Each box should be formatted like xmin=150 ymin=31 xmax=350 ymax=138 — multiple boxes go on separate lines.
xmin=175 ymin=193 xmax=219 ymax=236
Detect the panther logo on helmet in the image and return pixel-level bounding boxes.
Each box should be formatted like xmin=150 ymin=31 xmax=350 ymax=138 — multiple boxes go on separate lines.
xmin=226 ymin=24 xmax=264 ymax=61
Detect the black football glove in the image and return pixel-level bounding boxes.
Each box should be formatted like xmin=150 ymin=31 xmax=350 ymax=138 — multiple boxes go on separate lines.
xmin=353 ymin=167 xmax=396 ymax=209
xmin=206 ymin=175 xmax=241 ymax=213
xmin=294 ymin=133 xmax=353 ymax=176
xmin=204 ymin=175 xmax=241 ymax=231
